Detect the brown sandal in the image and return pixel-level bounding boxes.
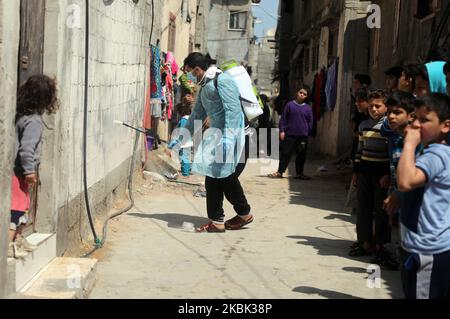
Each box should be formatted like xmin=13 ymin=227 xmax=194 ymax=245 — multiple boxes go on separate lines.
xmin=195 ymin=222 xmax=225 ymax=233
xmin=225 ymin=215 xmax=254 ymax=230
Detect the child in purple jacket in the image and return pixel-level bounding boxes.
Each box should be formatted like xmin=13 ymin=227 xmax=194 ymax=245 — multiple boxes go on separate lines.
xmin=268 ymin=86 xmax=313 ymax=179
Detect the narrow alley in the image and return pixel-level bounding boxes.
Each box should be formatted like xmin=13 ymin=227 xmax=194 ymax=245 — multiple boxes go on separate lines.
xmin=1 ymin=0 xmax=449 ymax=302
xmin=89 ymin=159 xmax=403 ymax=299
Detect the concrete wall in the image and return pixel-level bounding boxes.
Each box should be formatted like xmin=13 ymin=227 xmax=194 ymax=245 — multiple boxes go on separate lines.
xmin=256 ymin=34 xmax=277 ymax=96
xmin=276 ymin=0 xmax=300 ymax=101
xmin=194 ymin=0 xmax=210 ymax=53
xmin=155 ymin=0 xmax=198 ymax=142
xmin=0 ymin=0 xmax=20 ymax=299
xmin=160 ymin=0 xmax=198 ymax=68
xmin=36 ymin=0 xmax=157 ymax=255
xmin=207 ymin=0 xmax=253 ymax=66
xmin=311 ymin=1 xmax=370 ymax=156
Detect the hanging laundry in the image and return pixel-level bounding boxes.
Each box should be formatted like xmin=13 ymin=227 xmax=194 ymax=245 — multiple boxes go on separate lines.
xmin=320 ymin=69 xmax=328 ymax=116
xmin=150 ymin=45 xmax=162 ymax=103
xmin=144 ymin=49 xmax=152 ymax=129
xmin=310 ymin=70 xmax=327 ymax=137
xmin=164 ymin=64 xmax=174 ymax=121
xmin=325 ymin=58 xmax=338 ymax=111
xmin=166 ymin=51 xmax=180 ymax=77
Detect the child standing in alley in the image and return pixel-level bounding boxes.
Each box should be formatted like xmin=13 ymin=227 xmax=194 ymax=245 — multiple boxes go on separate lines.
xmin=350 ymin=90 xmax=398 ymax=270
xmin=347 ymin=89 xmax=370 ymax=217
xmin=268 ymin=86 xmax=313 ymax=179
xmin=381 ymin=92 xmax=417 ymax=216
xmin=379 ymin=92 xmax=417 ymax=267
xmin=397 ymin=93 xmax=450 ymax=299
xmin=167 ymin=95 xmax=193 ymax=178
xmin=9 ymin=75 xmax=59 ymax=259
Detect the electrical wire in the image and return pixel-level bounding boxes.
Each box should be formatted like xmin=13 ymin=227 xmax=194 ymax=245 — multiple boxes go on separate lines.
xmin=253 ymin=4 xmax=280 ymax=21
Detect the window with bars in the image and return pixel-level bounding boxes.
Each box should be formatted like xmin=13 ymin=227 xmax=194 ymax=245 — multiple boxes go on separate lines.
xmin=229 ymin=11 xmax=248 ymax=30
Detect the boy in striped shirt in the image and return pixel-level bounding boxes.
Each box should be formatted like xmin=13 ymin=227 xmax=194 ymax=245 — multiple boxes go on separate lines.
xmin=350 ymin=90 xmax=399 ymax=270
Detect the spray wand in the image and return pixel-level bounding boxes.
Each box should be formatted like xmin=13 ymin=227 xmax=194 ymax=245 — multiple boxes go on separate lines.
xmin=113 ymin=120 xmax=147 ymax=134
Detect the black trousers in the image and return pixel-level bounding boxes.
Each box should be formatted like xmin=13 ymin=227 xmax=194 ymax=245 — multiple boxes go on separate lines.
xmin=278 ymin=136 xmax=308 ymax=175
xmin=205 ymin=136 xmax=251 ymax=223
xmin=356 ymin=172 xmax=390 ymax=245
xmin=205 ymin=162 xmax=251 ymax=223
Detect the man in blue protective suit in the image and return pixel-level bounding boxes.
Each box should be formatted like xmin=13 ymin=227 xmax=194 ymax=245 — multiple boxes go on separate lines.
xmin=169 ymin=52 xmax=253 ymax=233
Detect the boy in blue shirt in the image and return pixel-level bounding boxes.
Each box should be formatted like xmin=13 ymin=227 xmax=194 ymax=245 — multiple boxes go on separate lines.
xmin=397 ymin=93 xmax=450 ymax=299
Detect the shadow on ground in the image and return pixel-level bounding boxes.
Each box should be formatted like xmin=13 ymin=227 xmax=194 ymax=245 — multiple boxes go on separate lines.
xmin=287 ymin=170 xmax=350 ymax=214
xmin=287 ymin=235 xmax=365 ymax=261
xmin=287 ymin=235 xmax=404 ymax=299
xmin=342 ymin=266 xmax=367 ymax=274
xmin=293 ymin=286 xmax=363 ymax=299
xmin=128 ymin=212 xmax=209 ymax=229
xmin=323 ymin=213 xmax=355 ymax=224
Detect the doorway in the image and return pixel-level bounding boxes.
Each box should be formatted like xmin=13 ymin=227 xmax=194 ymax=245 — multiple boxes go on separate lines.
xmin=17 ymin=0 xmax=46 ymax=235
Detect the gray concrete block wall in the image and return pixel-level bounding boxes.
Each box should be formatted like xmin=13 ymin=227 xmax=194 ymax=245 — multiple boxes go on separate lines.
xmin=35 ymin=0 xmax=159 ymax=255
xmin=208 ymin=0 xmax=252 ymax=65
xmin=195 ymin=0 xmax=210 ymax=52
xmin=0 ymin=0 xmax=20 ymax=298
xmin=256 ymin=40 xmax=276 ymax=95
xmin=0 ymin=0 xmax=165 ymax=294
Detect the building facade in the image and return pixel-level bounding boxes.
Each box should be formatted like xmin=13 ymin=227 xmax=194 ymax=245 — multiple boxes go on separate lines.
xmin=207 ymin=0 xmax=256 ymax=67
xmin=277 ymin=0 xmax=371 ymax=156
xmin=254 ymin=29 xmax=277 ymax=96
xmin=160 ymin=0 xmax=199 ymax=69
xmin=0 ymin=0 xmax=21 ymax=299
xmin=194 ymin=0 xmax=211 ymax=53
xmin=276 ymin=0 xmax=449 ymax=157
xmin=368 ymin=0 xmax=450 ymax=87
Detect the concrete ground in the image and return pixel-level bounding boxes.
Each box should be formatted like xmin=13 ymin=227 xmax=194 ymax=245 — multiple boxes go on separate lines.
xmin=89 ymin=157 xmax=403 ymax=299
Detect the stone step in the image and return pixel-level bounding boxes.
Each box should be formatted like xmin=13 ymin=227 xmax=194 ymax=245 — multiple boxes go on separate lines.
xmin=7 ymin=233 xmax=56 ymax=294
xmin=18 ymin=257 xmax=97 ymax=299
xmin=155 ymin=152 xmax=180 ymax=175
